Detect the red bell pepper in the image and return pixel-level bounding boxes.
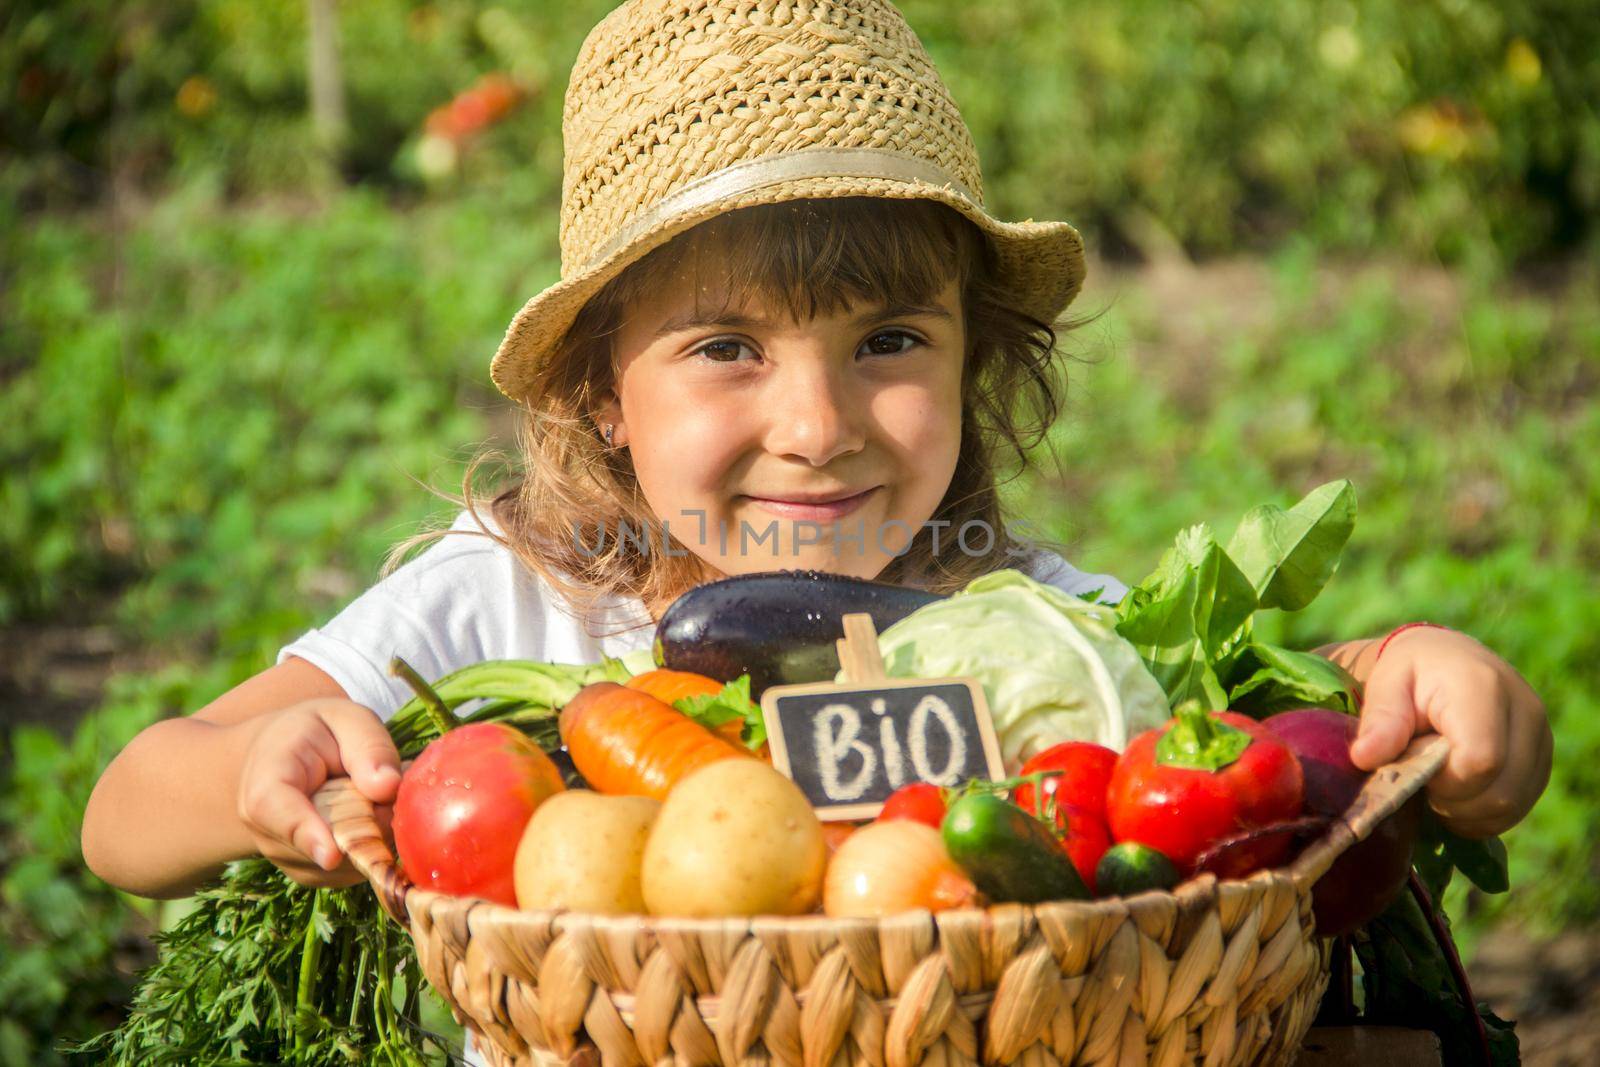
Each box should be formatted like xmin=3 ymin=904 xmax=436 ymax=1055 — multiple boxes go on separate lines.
xmin=1106 ymin=704 xmax=1303 ymax=878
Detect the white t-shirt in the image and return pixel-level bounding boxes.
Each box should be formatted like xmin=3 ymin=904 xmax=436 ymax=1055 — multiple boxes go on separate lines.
xmin=275 ymin=509 xmax=1123 ymax=1066
xmin=276 ymin=508 xmax=1126 ymax=719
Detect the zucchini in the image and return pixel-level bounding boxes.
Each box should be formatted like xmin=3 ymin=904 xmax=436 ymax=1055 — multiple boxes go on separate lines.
xmin=653 ymin=570 xmax=943 ymax=694
xmin=941 ymin=794 xmax=1090 ymax=904
xmin=1094 ymin=842 xmax=1181 ymax=897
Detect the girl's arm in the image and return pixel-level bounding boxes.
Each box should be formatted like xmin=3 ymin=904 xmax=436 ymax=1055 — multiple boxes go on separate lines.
xmin=1312 ymin=629 xmax=1551 ymax=837
xmin=81 ymin=657 xmax=399 ymax=899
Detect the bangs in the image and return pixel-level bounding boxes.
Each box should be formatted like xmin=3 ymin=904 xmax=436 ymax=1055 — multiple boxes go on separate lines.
xmin=600 ymin=197 xmax=988 ymax=327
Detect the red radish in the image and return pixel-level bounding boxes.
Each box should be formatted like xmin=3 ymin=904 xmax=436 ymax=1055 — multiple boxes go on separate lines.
xmin=1264 ymin=708 xmax=1425 ymax=936
xmin=392 ymin=722 xmax=565 ymax=907
xmin=877 ymin=782 xmax=947 ymax=828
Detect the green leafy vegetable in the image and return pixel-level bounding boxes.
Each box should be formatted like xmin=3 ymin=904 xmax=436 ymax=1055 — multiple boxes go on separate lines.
xmin=1114 ymin=524 xmax=1259 ymax=709
xmin=1227 ymin=640 xmax=1361 ymax=716
xmin=1225 ymin=480 xmax=1356 ymax=611
xmin=1415 ymin=815 xmax=1512 ymax=898
xmin=873 ymin=570 xmax=1170 ymax=763
xmin=1115 ymin=479 xmax=1360 ymax=715
xmin=1355 ymin=876 xmax=1519 ymax=1066
xmin=672 ymin=675 xmax=767 ymax=749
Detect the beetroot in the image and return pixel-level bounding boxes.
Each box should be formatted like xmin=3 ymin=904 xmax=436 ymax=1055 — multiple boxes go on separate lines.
xmin=1265 ymin=709 xmax=1363 ymax=812
xmin=1264 ymin=708 xmax=1423 ymax=936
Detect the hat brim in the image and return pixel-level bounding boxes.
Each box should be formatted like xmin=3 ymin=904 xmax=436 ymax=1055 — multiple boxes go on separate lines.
xmin=489 ymin=175 xmax=1086 ymax=402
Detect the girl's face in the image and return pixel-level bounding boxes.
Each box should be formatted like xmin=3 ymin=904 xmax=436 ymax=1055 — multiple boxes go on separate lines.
xmin=604 ymin=268 xmax=965 ymax=581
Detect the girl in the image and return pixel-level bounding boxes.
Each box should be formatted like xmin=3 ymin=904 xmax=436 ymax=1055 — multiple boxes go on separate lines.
xmin=82 ymin=0 xmax=1550 ymax=1055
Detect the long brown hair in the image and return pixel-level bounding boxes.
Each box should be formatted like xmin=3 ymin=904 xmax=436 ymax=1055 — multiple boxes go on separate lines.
xmin=385 ymin=197 xmax=1090 ymax=629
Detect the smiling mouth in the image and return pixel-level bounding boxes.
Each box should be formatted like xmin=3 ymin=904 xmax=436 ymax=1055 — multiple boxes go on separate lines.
xmin=741 ymin=486 xmax=880 ymax=520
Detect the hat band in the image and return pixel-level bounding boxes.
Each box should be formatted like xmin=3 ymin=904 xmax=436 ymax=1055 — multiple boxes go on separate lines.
xmin=581 ymin=147 xmax=980 ymax=273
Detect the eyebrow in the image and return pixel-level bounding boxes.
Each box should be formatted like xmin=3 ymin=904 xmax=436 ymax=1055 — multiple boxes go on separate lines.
xmin=651 ymin=301 xmax=954 ymax=341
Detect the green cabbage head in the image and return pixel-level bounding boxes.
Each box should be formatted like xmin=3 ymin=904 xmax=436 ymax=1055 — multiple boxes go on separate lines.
xmin=872 ymin=570 xmax=1170 ymax=766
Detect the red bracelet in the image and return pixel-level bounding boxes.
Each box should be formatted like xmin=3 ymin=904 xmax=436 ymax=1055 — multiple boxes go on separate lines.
xmin=1375 ymin=621 xmax=1449 ymax=661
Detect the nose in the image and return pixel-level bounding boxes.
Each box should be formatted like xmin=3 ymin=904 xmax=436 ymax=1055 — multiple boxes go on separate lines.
xmin=761 ymin=358 xmax=867 ymax=467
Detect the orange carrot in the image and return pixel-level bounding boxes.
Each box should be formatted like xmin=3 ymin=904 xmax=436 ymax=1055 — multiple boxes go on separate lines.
xmin=558 ymin=681 xmax=751 ymax=800
xmin=626 ymin=668 xmax=749 ymax=748
xmin=624 ymin=668 xmax=724 ymax=705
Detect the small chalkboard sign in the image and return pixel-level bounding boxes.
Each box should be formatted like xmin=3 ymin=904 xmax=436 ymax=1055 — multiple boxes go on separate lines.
xmin=761 ymin=614 xmax=1006 ymax=820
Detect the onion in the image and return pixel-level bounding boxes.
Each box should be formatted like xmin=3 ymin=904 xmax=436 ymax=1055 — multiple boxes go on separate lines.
xmin=823 ymin=821 xmax=977 ymax=917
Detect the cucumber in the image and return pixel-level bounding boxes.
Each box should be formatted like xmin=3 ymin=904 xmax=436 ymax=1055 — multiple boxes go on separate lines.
xmin=653 ymin=570 xmax=943 ymax=694
xmin=941 ymin=794 xmax=1090 ymax=904
xmin=1095 ymin=842 xmax=1181 ymax=897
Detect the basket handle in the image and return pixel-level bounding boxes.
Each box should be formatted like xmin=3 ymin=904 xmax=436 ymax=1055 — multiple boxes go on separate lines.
xmin=1288 ymin=732 xmax=1450 ymax=890
xmin=313 ymin=772 xmax=413 ymax=924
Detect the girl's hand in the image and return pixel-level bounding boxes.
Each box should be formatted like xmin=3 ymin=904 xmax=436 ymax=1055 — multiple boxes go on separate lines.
xmin=236 ymin=698 xmax=402 ymax=887
xmin=1350 ymin=626 xmax=1552 ymax=838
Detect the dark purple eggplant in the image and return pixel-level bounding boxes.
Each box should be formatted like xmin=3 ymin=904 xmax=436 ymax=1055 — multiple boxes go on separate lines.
xmin=653 ymin=570 xmax=943 ymax=694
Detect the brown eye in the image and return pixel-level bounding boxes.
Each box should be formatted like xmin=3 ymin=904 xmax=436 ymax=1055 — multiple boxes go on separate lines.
xmin=697 ymin=339 xmax=753 ymax=362
xmin=861 ymin=330 xmax=918 ymax=356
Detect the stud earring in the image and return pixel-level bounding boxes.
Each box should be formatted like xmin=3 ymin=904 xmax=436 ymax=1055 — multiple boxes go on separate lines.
xmin=603 ymin=424 xmax=614 ymax=446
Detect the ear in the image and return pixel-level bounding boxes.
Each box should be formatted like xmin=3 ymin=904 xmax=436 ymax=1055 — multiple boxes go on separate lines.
xmin=594 ymin=389 xmax=627 ymax=447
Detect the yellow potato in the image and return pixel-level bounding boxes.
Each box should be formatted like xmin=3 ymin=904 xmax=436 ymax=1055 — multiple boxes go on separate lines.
xmin=513 ymin=790 xmax=660 ymax=914
xmin=642 ymin=759 xmax=826 ymax=917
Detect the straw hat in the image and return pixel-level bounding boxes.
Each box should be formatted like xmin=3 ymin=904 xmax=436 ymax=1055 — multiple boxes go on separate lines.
xmin=489 ymin=0 xmax=1088 ymax=402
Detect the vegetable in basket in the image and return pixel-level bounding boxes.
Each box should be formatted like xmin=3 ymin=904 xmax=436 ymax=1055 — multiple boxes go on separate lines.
xmin=624 ymin=667 xmax=724 ymax=704
xmin=824 ymin=820 xmax=977 ymax=917
xmin=513 ymin=791 xmax=660 ymax=914
xmin=391 ymin=721 xmax=565 ymax=908
xmin=1095 ymin=842 xmax=1182 ymax=896
xmin=1011 ymin=740 xmax=1118 ymax=823
xmin=653 ymin=569 xmax=941 ymax=692
xmin=874 ymin=570 xmax=1171 ymax=765
xmin=1010 ymin=740 xmax=1118 ymax=890
xmin=1106 ymin=703 xmax=1304 ymax=878
xmin=942 ymin=792 xmax=1091 ymax=903
xmin=641 ymin=758 xmax=826 ymax=916
xmin=558 ymin=680 xmax=753 ymax=800
xmin=1264 ymin=708 xmax=1425 ymax=936
xmin=876 ymin=781 xmax=947 ymax=828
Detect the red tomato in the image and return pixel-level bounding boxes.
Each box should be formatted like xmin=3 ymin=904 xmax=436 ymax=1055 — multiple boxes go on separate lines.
xmin=1054 ymin=803 xmax=1111 ymax=895
xmin=876 ymin=782 xmax=947 ymax=828
xmin=1012 ymin=741 xmax=1118 ymax=823
xmin=391 ymin=722 xmax=564 ymax=907
xmin=1106 ymin=707 xmax=1303 ymax=878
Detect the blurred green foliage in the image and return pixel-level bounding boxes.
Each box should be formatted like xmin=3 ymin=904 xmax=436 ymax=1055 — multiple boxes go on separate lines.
xmin=0 ymin=670 xmax=207 ymax=1066
xmin=3 ymin=0 xmax=1597 ymax=1061
xmin=0 ymin=183 xmax=540 ymax=654
xmin=5 ymin=0 xmax=1599 ymax=264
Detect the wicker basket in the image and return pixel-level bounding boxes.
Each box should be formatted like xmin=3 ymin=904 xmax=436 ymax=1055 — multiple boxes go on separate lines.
xmin=315 ymin=734 xmax=1448 ymax=1067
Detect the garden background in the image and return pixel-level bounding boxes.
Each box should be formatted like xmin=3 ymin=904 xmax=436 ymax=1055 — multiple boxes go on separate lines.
xmin=2 ymin=0 xmax=1597 ymax=1063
